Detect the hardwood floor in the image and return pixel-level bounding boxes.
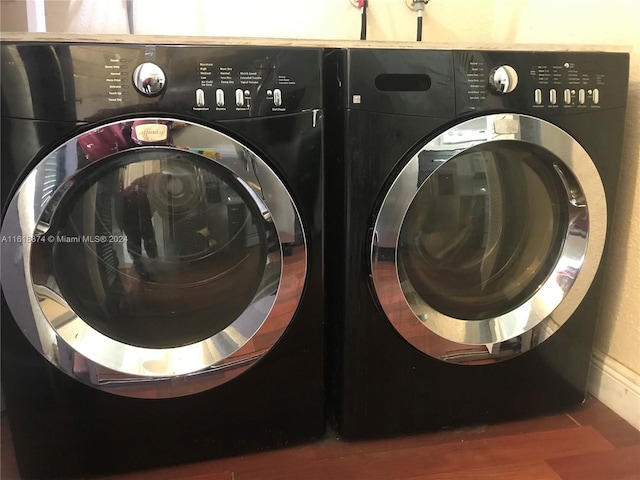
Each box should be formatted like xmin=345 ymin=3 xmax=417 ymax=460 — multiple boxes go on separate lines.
xmin=2 ymin=396 xmax=639 ymax=479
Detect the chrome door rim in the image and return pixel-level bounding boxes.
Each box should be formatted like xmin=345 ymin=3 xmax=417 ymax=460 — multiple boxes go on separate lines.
xmin=1 ymin=118 xmax=307 ymax=397
xmin=370 ymin=113 xmax=606 ymax=362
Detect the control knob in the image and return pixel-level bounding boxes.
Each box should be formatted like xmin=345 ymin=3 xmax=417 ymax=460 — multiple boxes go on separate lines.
xmin=488 ymin=65 xmax=519 ymax=94
xmin=132 ymin=62 xmax=166 ymax=96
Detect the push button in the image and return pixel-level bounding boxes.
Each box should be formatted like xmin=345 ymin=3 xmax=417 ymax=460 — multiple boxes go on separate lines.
xmin=549 ymin=88 xmax=557 ymax=105
xmin=534 ymin=89 xmax=542 ymax=105
xmin=235 ymin=89 xmax=245 ymax=107
xmin=564 ymin=89 xmax=572 ymax=105
xmin=195 ymin=89 xmax=205 ymax=107
xmin=592 ymin=88 xmax=600 ymax=104
xmin=579 ymin=89 xmax=586 ymax=104
xmin=216 ymin=89 xmax=225 ymax=107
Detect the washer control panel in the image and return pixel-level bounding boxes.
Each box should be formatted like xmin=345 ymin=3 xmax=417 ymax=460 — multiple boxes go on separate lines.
xmin=454 ymin=51 xmax=629 ymax=115
xmin=528 ymin=61 xmax=604 ymax=108
xmin=189 ymin=54 xmax=296 ymax=115
xmin=0 ymin=44 xmax=322 ymax=122
xmin=533 ymin=86 xmax=599 ymax=106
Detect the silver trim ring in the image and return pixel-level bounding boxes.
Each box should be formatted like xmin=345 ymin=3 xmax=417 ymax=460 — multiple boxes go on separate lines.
xmin=371 ymin=114 xmax=606 ymax=364
xmin=0 ymin=118 xmax=307 ymax=397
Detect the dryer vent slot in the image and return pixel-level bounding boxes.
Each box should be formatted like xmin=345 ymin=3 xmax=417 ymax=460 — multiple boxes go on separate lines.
xmin=374 ymin=74 xmax=432 ymax=92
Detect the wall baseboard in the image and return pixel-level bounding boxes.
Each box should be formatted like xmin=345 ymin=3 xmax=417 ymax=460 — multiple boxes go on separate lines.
xmin=588 ymin=350 xmax=640 ymax=431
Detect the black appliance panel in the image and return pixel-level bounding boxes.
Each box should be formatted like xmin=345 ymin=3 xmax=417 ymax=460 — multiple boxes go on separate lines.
xmin=345 ymin=49 xmax=455 ymax=117
xmin=454 ymin=50 xmax=629 ymax=115
xmin=323 ymin=48 xmax=630 ymax=440
xmin=0 ymin=43 xmax=322 ymax=122
xmin=1 ymin=42 xmax=325 ymax=479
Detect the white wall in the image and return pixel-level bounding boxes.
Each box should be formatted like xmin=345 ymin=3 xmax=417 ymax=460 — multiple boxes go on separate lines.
xmin=0 ymin=0 xmax=28 ymax=32
xmin=1 ymin=0 xmax=639 ymax=426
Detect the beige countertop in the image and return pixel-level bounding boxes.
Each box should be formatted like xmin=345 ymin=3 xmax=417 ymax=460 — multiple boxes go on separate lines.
xmin=0 ymin=32 xmax=630 ymax=52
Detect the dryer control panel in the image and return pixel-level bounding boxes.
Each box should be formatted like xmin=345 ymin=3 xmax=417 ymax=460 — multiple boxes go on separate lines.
xmin=0 ymin=44 xmax=322 ymax=122
xmin=454 ymin=51 xmax=629 ymax=116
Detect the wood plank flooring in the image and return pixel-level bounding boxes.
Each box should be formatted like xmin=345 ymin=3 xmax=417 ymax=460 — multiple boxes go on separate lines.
xmin=2 ymin=396 xmax=639 ymax=479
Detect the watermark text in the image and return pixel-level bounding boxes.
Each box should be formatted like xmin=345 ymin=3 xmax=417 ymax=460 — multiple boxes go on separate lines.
xmin=1 ymin=235 xmax=127 ymax=244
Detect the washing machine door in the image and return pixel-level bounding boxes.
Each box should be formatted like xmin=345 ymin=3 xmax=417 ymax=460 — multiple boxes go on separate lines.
xmin=371 ymin=113 xmax=606 ymax=364
xmin=1 ymin=118 xmax=306 ymax=397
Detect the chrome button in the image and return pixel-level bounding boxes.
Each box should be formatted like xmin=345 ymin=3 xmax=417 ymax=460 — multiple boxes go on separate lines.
xmin=195 ymin=88 xmax=205 ymax=107
xmin=132 ymin=62 xmax=166 ymax=96
xmin=273 ymin=88 xmax=282 ymax=106
xmin=534 ymin=88 xmax=542 ymax=105
xmin=579 ymin=89 xmax=586 ymax=104
xmin=235 ymin=89 xmax=245 ymax=107
xmin=216 ymin=88 xmax=225 ymax=107
xmin=488 ymin=65 xmax=519 ymax=94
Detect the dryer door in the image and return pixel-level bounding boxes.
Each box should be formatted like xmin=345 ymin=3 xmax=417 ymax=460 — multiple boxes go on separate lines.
xmin=1 ymin=118 xmax=306 ymax=397
xmin=371 ymin=113 xmax=606 ymax=364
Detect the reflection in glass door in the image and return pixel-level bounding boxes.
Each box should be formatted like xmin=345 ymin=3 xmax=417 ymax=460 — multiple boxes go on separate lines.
xmin=399 ymin=141 xmax=567 ymax=321
xmin=50 ymin=150 xmax=273 ymax=349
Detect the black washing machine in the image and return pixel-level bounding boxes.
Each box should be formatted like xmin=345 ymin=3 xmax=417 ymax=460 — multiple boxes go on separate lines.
xmin=323 ymin=48 xmax=629 ymax=438
xmin=1 ymin=41 xmax=324 ymax=478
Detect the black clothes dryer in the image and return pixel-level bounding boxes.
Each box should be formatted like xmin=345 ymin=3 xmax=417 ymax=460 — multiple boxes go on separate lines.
xmin=324 ymin=48 xmax=629 ymax=439
xmin=1 ymin=42 xmax=324 ymax=479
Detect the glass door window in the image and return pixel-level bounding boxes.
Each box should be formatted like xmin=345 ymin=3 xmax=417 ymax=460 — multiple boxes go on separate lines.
xmin=398 ymin=141 xmax=568 ymax=321
xmin=1 ymin=118 xmax=306 ymax=396
xmin=49 ymin=149 xmax=272 ymax=349
xmin=371 ymin=114 xmax=606 ymax=364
